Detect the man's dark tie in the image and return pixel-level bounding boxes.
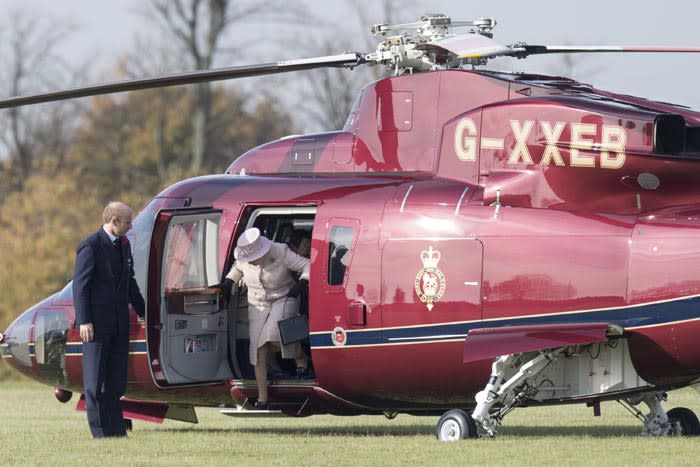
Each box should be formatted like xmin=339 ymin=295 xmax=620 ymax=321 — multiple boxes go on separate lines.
xmin=113 ymin=238 xmax=123 ymax=279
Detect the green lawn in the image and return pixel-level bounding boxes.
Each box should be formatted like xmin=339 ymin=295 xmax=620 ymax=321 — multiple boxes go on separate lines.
xmin=1 ymin=380 xmax=700 ymax=466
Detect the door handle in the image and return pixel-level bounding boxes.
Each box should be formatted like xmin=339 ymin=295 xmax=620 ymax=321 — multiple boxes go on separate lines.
xmin=348 ymin=303 xmax=366 ymax=326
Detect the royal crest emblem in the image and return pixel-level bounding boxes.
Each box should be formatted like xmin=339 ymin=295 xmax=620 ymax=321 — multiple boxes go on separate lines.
xmin=414 ymin=246 xmax=446 ymax=311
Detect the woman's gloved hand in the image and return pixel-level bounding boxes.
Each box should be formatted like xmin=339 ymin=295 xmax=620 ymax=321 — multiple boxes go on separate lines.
xmin=217 ymin=278 xmax=234 ymax=301
xmin=287 ymin=278 xmax=309 ymax=298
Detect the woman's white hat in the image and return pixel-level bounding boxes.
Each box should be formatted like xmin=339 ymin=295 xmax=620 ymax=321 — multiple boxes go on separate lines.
xmin=234 ymin=227 xmax=272 ymax=263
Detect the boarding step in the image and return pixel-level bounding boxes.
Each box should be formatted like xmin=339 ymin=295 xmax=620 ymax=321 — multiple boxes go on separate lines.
xmin=219 ymin=406 xmax=287 ymax=418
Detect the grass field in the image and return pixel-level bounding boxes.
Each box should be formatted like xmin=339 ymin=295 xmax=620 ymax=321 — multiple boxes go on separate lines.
xmin=1 ymin=380 xmax=700 ymax=466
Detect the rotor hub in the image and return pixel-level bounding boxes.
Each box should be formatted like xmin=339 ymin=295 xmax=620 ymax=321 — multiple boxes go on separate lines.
xmin=366 ymin=14 xmax=499 ymax=74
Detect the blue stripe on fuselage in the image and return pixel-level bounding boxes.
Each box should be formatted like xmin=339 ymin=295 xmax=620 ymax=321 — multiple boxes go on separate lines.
xmin=7 ymin=340 xmax=149 ymax=357
xmin=309 ymin=295 xmax=700 ymax=348
xmin=64 ymin=340 xmax=148 ymax=355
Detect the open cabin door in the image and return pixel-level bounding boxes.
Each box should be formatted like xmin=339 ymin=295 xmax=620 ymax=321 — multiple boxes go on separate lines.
xmin=148 ymin=208 xmax=232 ymax=386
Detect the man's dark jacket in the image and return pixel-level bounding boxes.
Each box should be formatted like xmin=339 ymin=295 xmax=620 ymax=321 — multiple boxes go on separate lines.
xmin=73 ymin=228 xmax=145 ymax=334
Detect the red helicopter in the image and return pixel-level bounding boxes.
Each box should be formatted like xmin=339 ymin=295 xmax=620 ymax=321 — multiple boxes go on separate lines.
xmin=3 ymin=14 xmax=700 ymax=441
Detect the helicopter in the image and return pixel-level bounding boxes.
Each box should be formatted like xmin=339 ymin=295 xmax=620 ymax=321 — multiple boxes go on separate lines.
xmin=3 ymin=13 xmax=700 ymax=441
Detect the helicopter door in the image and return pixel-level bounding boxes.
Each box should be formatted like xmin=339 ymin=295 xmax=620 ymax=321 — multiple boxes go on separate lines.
xmin=149 ymin=208 xmax=233 ymax=386
xmin=317 ymin=217 xmax=381 ymax=346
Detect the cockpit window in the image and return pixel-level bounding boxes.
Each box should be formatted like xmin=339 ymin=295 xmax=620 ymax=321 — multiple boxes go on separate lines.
xmin=35 ymin=310 xmax=69 ymax=386
xmin=5 ymin=310 xmax=34 ymax=367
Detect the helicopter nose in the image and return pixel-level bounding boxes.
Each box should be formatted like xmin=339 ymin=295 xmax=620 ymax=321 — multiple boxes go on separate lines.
xmin=1 ymin=307 xmax=36 ymax=373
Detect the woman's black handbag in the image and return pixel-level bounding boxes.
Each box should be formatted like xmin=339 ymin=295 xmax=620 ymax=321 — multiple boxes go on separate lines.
xmin=278 ymin=315 xmax=309 ymax=345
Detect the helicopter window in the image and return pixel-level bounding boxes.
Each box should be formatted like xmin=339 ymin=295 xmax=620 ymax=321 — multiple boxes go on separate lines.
xmin=163 ymin=214 xmax=221 ymax=291
xmin=34 ymin=310 xmax=69 ymax=386
xmin=328 ymin=226 xmax=354 ymax=286
xmin=4 ymin=310 xmax=34 ymax=367
xmin=129 ymin=197 xmax=188 ymax=298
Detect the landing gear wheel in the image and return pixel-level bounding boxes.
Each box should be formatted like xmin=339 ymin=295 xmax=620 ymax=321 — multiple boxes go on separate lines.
xmin=124 ymin=418 xmax=133 ymax=431
xmin=435 ymin=409 xmax=477 ymax=441
xmin=667 ymin=407 xmax=700 ymax=436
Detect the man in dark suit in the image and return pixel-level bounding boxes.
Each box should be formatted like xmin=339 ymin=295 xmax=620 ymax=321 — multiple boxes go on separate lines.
xmin=73 ymin=201 xmax=145 ymax=438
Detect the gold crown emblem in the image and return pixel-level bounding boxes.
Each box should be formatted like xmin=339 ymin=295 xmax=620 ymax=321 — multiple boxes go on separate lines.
xmin=420 ymin=246 xmax=440 ymax=268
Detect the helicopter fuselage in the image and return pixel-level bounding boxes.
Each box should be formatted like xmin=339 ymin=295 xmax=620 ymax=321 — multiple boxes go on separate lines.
xmin=4 ymin=68 xmax=700 ymax=422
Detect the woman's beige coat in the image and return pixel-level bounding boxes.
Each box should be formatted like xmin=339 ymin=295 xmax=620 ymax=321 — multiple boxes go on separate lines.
xmin=226 ymin=242 xmax=309 ymax=364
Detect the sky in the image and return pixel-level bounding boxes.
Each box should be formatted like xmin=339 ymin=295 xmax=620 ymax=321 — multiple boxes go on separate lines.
xmin=3 ymin=0 xmax=700 ymax=129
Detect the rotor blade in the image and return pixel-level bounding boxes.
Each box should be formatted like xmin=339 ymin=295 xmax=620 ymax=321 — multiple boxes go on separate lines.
xmin=514 ymin=45 xmax=700 ymax=56
xmin=419 ymin=35 xmax=700 ymax=61
xmin=416 ymin=33 xmax=513 ymax=59
xmin=0 ymin=53 xmax=364 ymax=109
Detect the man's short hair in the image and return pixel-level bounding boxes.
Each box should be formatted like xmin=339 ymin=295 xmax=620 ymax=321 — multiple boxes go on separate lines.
xmin=102 ymin=201 xmax=132 ymax=223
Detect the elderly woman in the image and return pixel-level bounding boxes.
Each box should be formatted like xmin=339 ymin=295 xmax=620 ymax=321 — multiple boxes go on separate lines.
xmin=224 ymin=227 xmax=309 ymax=409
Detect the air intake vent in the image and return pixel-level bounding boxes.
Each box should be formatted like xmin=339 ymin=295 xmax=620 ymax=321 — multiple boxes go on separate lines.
xmin=654 ymin=115 xmax=685 ymax=155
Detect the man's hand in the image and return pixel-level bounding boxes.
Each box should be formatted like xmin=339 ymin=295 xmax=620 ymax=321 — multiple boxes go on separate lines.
xmin=79 ymin=323 xmax=94 ymax=343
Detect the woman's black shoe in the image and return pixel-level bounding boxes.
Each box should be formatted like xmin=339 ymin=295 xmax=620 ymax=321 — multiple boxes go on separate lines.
xmin=253 ymin=400 xmax=268 ymax=410
xmin=295 ymin=367 xmax=314 ymax=379
xmin=267 ymin=366 xmax=288 ymax=379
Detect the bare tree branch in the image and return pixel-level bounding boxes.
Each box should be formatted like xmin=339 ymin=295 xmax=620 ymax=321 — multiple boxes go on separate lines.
xmin=140 ymin=0 xmax=310 ymax=172
xmin=0 ymin=10 xmax=78 ymax=190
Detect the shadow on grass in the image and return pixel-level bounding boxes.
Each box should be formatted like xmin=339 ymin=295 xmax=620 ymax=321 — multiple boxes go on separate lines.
xmin=159 ymin=425 xmax=433 ymax=437
xmin=158 ymin=424 xmax=643 ymax=438
xmin=499 ymin=425 xmax=641 ymax=438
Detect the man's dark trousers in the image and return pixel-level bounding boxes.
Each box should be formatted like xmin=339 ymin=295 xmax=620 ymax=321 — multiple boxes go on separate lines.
xmin=82 ymin=330 xmax=129 ymax=437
